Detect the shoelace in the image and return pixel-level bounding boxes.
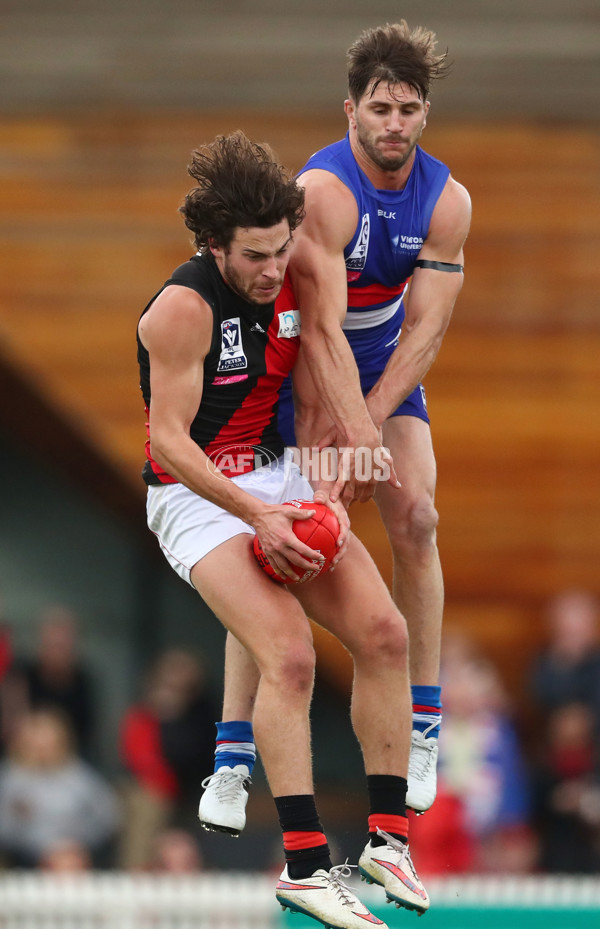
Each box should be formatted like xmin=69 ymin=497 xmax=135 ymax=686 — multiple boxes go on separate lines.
xmin=200 ymin=769 xmax=251 ymax=799
xmin=375 ymin=829 xmax=417 ymax=878
xmin=408 ymin=723 xmax=438 ymax=779
xmin=325 ymin=861 xmax=360 ymax=907
xmin=411 ymin=716 xmax=441 ymax=740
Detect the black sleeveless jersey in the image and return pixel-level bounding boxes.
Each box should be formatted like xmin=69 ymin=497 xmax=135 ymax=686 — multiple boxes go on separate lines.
xmin=137 ymin=253 xmax=301 ymax=484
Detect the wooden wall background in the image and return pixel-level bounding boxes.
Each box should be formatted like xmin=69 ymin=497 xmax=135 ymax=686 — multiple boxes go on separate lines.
xmin=1 ymin=111 xmax=599 ymax=709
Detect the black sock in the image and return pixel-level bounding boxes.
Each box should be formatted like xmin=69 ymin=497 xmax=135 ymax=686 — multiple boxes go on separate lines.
xmin=367 ymin=774 xmax=408 ymax=847
xmin=275 ymin=794 xmax=332 ymax=878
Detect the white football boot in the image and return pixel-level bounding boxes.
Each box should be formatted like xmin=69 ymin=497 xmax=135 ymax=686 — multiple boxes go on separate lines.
xmin=406 ymin=721 xmax=439 ymax=813
xmin=276 ymin=862 xmax=388 ymax=929
xmin=198 ymin=764 xmax=250 ymax=836
xmin=359 ymin=829 xmax=429 ymax=915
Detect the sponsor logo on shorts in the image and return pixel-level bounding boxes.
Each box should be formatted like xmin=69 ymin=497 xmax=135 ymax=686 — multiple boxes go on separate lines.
xmin=217 ymin=318 xmax=247 ymax=372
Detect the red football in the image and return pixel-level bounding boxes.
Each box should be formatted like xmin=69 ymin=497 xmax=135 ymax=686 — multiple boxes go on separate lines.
xmin=252 ymin=499 xmax=341 ymax=584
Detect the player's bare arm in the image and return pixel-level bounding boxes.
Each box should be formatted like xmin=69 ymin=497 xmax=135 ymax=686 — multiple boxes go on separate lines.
xmin=290 ymin=346 xmax=350 ymax=564
xmin=365 ymin=176 xmax=472 ymax=428
xmin=140 ymin=285 xmax=323 ymax=581
xmin=289 ymin=170 xmax=370 ymax=442
xmin=289 ymin=169 xmax=400 ymax=503
xmin=290 ymin=342 xmax=335 ymax=459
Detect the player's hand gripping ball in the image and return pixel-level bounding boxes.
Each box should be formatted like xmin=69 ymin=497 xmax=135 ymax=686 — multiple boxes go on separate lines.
xmin=253 ymin=499 xmax=341 ymax=584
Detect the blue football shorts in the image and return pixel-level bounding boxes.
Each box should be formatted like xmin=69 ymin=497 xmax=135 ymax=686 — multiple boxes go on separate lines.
xmin=278 ymin=308 xmax=429 ymax=446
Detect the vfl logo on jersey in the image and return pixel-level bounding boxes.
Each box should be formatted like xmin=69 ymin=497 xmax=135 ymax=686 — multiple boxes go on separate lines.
xmin=217 ymin=318 xmax=247 ymax=372
xmin=278 ymin=309 xmax=301 ymax=339
xmin=346 ymin=212 xmax=370 ymax=282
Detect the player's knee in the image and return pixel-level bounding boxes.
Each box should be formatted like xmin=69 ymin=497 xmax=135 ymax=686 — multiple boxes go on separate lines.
xmin=388 ymin=495 xmax=439 ymax=558
xmin=275 ymin=641 xmax=316 ymax=696
xmin=355 ymin=611 xmax=408 ymax=666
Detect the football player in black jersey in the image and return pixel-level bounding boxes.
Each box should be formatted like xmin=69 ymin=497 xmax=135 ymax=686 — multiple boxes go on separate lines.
xmin=138 ymin=131 xmax=426 ymax=926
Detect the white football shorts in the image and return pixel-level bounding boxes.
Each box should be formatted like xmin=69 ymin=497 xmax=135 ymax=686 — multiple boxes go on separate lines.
xmin=146 ymin=455 xmax=313 ymax=587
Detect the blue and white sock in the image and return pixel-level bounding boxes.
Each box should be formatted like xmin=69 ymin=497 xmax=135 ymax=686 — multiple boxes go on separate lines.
xmin=214 ymin=720 xmax=256 ymax=774
xmin=411 ymin=684 xmax=442 ymax=739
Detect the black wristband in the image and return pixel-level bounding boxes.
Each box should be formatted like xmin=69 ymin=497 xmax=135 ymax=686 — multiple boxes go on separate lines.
xmin=414 ymin=259 xmax=464 ymax=272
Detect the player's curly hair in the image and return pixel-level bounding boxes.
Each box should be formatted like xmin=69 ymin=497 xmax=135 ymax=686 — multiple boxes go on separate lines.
xmin=180 ymin=131 xmax=305 ymax=252
xmin=347 ymin=21 xmax=450 ymax=103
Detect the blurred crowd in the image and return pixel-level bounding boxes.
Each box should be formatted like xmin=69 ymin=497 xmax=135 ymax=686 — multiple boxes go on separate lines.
xmin=0 ymin=605 xmax=213 ymax=874
xmin=410 ymin=588 xmax=600 ymax=875
xmin=0 ymin=590 xmax=599 ymax=876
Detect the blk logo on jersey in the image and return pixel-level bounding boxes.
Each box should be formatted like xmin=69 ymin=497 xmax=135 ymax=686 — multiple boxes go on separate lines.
xmin=277 ymin=309 xmax=301 ymax=339
xmin=217 ymin=318 xmax=247 ymax=372
xmin=346 ymin=212 xmax=370 ymax=281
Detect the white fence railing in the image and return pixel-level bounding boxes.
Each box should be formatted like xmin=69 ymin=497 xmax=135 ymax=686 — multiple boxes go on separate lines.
xmin=0 ymin=873 xmax=599 ymax=928
xmin=421 ymin=874 xmax=600 ymax=907
xmin=0 ymin=873 xmax=275 ymax=929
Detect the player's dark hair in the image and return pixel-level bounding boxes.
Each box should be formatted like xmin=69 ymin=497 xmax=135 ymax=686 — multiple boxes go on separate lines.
xmin=347 ymin=21 xmax=450 ymax=103
xmin=180 ymin=131 xmax=305 ymax=251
